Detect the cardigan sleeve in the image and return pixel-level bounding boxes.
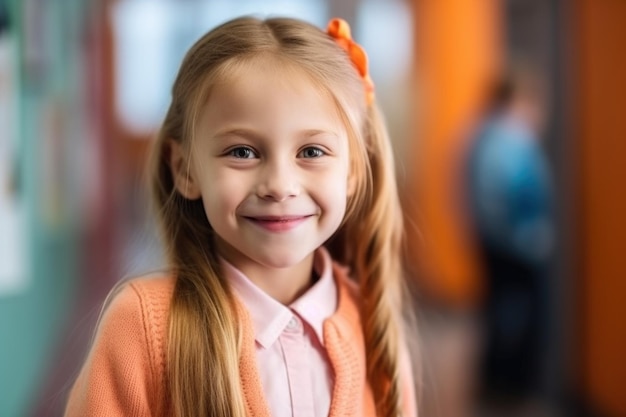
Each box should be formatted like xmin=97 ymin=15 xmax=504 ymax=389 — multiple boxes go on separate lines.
xmin=64 ymin=282 xmax=159 ymax=417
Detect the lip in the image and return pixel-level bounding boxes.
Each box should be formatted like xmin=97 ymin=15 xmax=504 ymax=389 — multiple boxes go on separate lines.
xmin=243 ymin=215 xmax=313 ymax=232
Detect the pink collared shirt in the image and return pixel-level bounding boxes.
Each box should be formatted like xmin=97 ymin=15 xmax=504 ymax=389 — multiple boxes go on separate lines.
xmin=222 ymin=248 xmax=337 ymax=417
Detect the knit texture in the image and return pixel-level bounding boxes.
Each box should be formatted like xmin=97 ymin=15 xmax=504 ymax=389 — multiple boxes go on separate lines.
xmin=65 ymin=264 xmax=415 ymax=416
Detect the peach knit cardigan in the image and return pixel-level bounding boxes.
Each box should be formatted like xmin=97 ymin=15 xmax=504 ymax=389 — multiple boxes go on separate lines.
xmin=65 ymin=263 xmax=416 ymax=416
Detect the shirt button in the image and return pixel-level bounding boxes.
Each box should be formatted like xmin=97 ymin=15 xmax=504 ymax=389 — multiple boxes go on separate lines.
xmin=286 ymin=317 xmax=299 ymax=331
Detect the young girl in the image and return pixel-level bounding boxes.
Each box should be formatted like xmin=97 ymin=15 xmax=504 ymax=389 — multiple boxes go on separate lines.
xmin=65 ymin=16 xmax=417 ymax=417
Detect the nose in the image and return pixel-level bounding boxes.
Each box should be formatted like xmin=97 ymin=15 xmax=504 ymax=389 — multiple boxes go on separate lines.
xmin=255 ymin=158 xmax=300 ymax=202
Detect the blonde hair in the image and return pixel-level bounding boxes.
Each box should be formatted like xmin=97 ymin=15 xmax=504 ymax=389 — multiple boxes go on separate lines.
xmin=149 ymin=16 xmax=410 ymax=417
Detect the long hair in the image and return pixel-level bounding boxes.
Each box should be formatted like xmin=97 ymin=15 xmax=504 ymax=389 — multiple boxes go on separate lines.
xmin=149 ymin=16 xmax=410 ymax=417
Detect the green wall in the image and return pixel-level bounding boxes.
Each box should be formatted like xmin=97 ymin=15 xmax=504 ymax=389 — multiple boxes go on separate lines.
xmin=0 ymin=0 xmax=86 ymax=415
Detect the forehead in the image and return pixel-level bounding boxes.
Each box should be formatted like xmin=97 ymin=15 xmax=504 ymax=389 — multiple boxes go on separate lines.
xmin=215 ymin=55 xmax=331 ymax=106
xmin=218 ymin=53 xmax=321 ymax=90
xmin=197 ymin=55 xmax=345 ymax=135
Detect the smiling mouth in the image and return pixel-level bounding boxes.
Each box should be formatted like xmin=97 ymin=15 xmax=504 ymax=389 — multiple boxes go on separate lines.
xmin=243 ymin=215 xmax=313 ymax=232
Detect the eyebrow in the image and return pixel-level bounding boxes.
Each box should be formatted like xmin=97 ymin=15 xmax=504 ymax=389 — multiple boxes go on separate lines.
xmin=212 ymin=128 xmax=339 ymax=141
xmin=212 ymin=129 xmax=262 ymax=141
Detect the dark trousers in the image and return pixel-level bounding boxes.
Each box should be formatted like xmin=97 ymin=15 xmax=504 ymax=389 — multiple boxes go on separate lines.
xmin=479 ymin=244 xmax=548 ymax=400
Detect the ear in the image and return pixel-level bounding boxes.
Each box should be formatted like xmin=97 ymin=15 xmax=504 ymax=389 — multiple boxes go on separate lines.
xmin=168 ymin=140 xmax=202 ymax=200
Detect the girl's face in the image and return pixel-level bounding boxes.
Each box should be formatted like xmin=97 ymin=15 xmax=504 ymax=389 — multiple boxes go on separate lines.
xmin=177 ymin=57 xmax=351 ymax=273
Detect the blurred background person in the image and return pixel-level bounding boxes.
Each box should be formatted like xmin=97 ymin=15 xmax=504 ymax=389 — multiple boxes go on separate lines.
xmin=465 ymin=67 xmax=555 ymax=411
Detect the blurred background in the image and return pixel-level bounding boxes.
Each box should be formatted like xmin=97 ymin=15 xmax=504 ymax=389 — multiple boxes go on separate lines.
xmin=0 ymin=0 xmax=624 ymax=416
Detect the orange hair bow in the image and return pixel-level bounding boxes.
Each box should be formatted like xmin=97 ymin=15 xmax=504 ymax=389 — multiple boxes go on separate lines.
xmin=327 ymin=18 xmax=375 ymax=105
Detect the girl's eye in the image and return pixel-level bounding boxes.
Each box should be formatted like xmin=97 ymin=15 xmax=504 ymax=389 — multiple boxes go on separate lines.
xmin=299 ymin=147 xmax=325 ymax=158
xmin=227 ymin=147 xmax=256 ymax=159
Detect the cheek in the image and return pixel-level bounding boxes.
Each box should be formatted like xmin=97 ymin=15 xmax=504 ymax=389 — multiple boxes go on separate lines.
xmin=198 ymin=168 xmax=249 ymax=223
xmin=315 ymin=165 xmax=350 ymax=213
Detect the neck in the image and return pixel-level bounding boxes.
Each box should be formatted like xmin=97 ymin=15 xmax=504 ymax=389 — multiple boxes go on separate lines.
xmin=222 ymin=252 xmax=316 ymax=305
xmin=252 ymin=260 xmax=315 ymax=305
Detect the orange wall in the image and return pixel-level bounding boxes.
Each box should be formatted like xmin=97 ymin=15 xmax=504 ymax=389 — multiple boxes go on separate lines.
xmin=576 ymin=1 xmax=626 ymax=414
xmin=407 ymin=0 xmax=503 ymax=308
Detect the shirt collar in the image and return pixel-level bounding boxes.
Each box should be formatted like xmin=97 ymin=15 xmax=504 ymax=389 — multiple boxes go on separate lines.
xmin=221 ymin=247 xmax=337 ymax=349
xmin=290 ymin=247 xmax=337 ymax=345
